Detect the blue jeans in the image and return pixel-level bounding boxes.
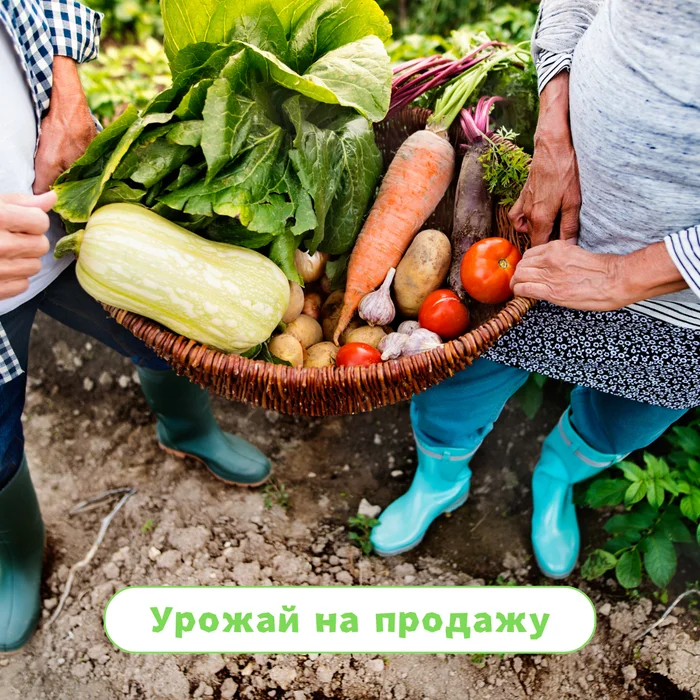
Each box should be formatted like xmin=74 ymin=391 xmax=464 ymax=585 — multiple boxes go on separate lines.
xmin=0 ymin=263 xmax=169 ymax=490
xmin=412 ymin=358 xmax=689 ymax=456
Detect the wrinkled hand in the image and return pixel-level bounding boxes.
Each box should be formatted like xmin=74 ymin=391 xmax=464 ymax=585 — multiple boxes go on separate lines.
xmin=33 ymin=57 xmax=96 ymax=194
xmin=508 ymin=73 xmax=581 ymax=247
xmin=0 ymin=191 xmax=56 ymax=300
xmin=510 ymin=239 xmax=630 ymax=311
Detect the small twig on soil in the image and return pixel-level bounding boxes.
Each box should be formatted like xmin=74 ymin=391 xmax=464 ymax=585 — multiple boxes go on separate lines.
xmin=469 ymin=513 xmax=488 ymax=534
xmin=346 ymin=546 xmax=360 ymax=581
xmin=47 ymin=488 xmax=137 ymax=628
xmin=69 ymin=487 xmax=134 ymax=516
xmin=633 ymin=589 xmax=700 ymax=642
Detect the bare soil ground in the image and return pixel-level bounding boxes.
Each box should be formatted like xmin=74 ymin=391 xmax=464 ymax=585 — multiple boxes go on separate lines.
xmin=1 ymin=314 xmax=699 ymax=700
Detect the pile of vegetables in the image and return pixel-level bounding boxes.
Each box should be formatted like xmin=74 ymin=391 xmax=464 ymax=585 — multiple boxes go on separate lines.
xmin=53 ymin=0 xmax=532 ymax=369
xmin=55 ymin=0 xmax=394 ymax=285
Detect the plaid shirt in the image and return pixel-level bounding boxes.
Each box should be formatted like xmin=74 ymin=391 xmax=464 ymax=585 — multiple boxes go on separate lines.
xmin=0 ymin=0 xmax=101 ymax=384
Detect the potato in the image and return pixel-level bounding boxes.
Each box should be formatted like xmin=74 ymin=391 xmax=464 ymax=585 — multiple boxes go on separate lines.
xmin=302 ymin=292 xmax=322 ymax=321
xmin=304 ymin=342 xmax=340 ymax=368
xmin=394 ymin=229 xmax=452 ymax=317
xmin=321 ymin=290 xmax=345 ymax=341
xmin=338 ymin=317 xmax=364 ymax=346
xmin=282 ymin=282 xmax=304 ymax=323
xmin=345 ymin=325 xmax=387 ymax=349
xmin=269 ymin=334 xmax=304 ymax=367
xmin=285 ymin=314 xmax=323 ymax=349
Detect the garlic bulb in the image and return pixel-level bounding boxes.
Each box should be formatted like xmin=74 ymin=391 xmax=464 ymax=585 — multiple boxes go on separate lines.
xmin=294 ymin=249 xmax=328 ymax=283
xmin=378 ymin=332 xmax=407 ymax=361
xmin=401 ymin=328 xmax=442 ymax=357
xmin=359 ymin=268 xmax=396 ymax=326
xmin=397 ymin=320 xmax=421 ymax=335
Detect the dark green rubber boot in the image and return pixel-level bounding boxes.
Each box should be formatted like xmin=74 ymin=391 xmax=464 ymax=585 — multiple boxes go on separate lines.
xmin=0 ymin=456 xmax=45 ymax=652
xmin=136 ymin=367 xmax=271 ymax=486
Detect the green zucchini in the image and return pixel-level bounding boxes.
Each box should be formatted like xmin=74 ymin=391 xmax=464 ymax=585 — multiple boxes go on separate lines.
xmin=55 ymin=203 xmax=290 ymax=354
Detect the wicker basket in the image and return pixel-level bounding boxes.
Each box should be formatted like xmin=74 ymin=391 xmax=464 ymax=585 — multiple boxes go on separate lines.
xmin=104 ymin=107 xmax=533 ymax=416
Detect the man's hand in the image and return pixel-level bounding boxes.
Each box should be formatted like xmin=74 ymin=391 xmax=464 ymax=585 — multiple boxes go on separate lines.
xmin=510 ymin=239 xmax=688 ymax=311
xmin=508 ymin=73 xmax=581 ymax=246
xmin=0 ymin=191 xmax=56 ymax=300
xmin=33 ymin=57 xmax=96 ymax=194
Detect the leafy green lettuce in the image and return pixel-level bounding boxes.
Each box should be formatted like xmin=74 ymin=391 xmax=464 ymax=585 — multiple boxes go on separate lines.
xmin=55 ymin=0 xmax=391 ymax=279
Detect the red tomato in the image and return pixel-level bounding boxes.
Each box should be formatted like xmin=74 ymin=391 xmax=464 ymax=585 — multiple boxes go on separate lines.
xmin=336 ymin=342 xmax=382 ymax=367
xmin=418 ymin=289 xmax=470 ymax=340
xmin=460 ymin=237 xmax=522 ymax=304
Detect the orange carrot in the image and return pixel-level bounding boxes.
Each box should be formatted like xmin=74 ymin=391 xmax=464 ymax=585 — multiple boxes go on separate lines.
xmin=333 ymin=129 xmax=455 ymax=343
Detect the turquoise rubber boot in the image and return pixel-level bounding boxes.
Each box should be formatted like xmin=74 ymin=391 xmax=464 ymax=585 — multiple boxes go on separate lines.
xmin=370 ymin=431 xmax=478 ymax=557
xmin=0 ymin=456 xmax=45 ymax=652
xmin=532 ymin=410 xmax=624 ymax=579
xmin=136 ymin=368 xmax=271 ymax=486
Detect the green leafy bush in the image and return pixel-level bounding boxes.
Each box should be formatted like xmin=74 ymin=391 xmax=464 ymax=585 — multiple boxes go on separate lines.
xmin=580 ymin=419 xmax=700 ymax=590
xmin=80 ymin=39 xmax=170 ymax=123
xmin=378 ymin=0 xmax=537 ymax=38
xmin=87 ymin=0 xmax=163 ymax=41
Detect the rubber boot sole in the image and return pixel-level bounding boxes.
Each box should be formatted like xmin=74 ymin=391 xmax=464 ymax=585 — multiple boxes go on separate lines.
xmin=159 ymin=444 xmax=271 ymax=488
xmin=373 ymin=492 xmax=469 ymax=558
xmin=535 ymin=557 xmax=577 ymax=580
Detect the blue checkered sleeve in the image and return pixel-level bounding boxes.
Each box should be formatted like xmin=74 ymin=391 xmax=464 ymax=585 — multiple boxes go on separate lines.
xmin=42 ymin=0 xmax=101 ymax=63
xmin=0 ymin=323 xmax=23 ymax=384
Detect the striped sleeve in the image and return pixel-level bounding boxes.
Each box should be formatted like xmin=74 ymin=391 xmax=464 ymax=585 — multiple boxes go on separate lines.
xmin=532 ymin=0 xmax=603 ymax=94
xmin=665 ymin=226 xmax=700 ymax=299
xmin=42 ymin=0 xmax=102 ymax=63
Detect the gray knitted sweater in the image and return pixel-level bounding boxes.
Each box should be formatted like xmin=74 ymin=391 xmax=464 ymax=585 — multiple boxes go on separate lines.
xmin=532 ymin=0 xmax=700 ymax=327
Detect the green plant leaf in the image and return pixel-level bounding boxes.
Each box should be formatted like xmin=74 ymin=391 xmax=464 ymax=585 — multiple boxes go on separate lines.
xmin=244 ymin=36 xmax=390 ymax=121
xmin=680 ymin=488 xmax=700 ymax=521
xmin=687 ymin=459 xmax=700 ymax=481
xmin=646 ymin=478 xmax=665 ymax=510
xmin=616 ymin=550 xmax=642 ymax=589
xmin=113 ymin=126 xmax=193 ymax=188
xmin=668 ymin=426 xmax=700 ymax=458
xmin=618 ymin=460 xmax=645 ymax=482
xmin=203 ymin=216 xmax=275 ymax=248
xmin=201 ymin=58 xmax=257 ymax=179
xmin=316 ymin=110 xmax=383 ymax=254
xmin=603 ymin=533 xmax=641 ymax=554
xmin=584 ymin=479 xmax=628 ymax=508
xmin=675 ymin=479 xmax=692 ymax=495
xmin=163 ymin=0 xmax=293 ymax=62
xmin=658 ymin=513 xmax=693 ymax=543
xmin=288 ymin=0 xmax=391 ymax=72
xmin=269 ymin=230 xmax=303 ymax=283
xmin=660 ymin=477 xmax=680 ymax=497
xmin=54 ymin=112 xmax=173 ymax=221
xmin=96 ymin=181 xmax=147 ymax=208
xmin=624 ymin=480 xmax=647 ymax=506
xmin=514 ymin=375 xmax=544 ymax=420
xmin=284 ymin=96 xmax=343 ymax=252
xmin=167 ymin=120 xmax=204 ymax=147
xmin=146 ymin=43 xmax=243 ymax=115
xmin=581 ymin=549 xmax=618 ymax=581
xmin=641 ymin=534 xmax=677 ymax=589
xmin=697 ymin=522 xmax=700 ymax=546
xmin=644 ymin=453 xmax=670 ymax=478
xmin=604 ymin=511 xmax=654 ymax=534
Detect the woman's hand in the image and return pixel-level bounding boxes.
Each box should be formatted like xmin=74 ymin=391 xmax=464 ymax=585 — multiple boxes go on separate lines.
xmin=509 ymin=73 xmax=581 ymax=246
xmin=33 ymin=57 xmax=96 ymax=194
xmin=511 ymin=240 xmax=624 ymax=310
xmin=511 ymin=239 xmax=689 ymax=311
